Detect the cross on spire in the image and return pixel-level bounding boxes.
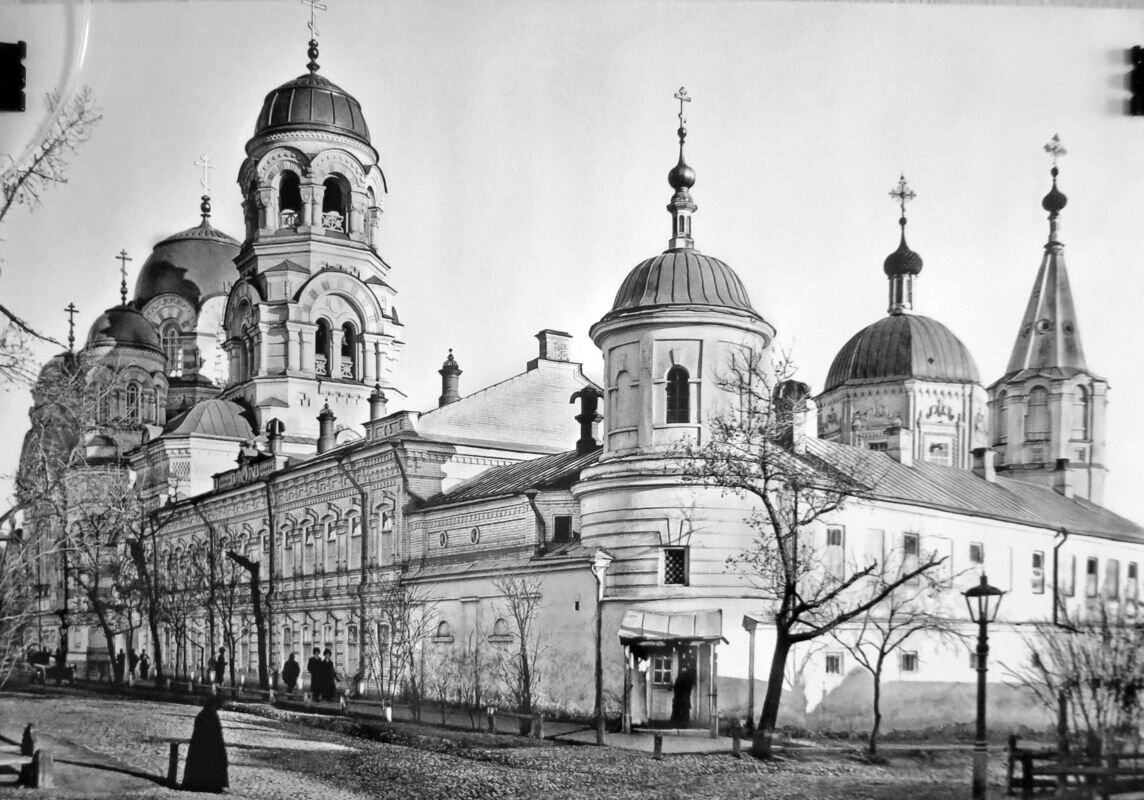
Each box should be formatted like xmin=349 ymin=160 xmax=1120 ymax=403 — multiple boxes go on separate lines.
xmin=301 ymin=0 xmax=327 ymax=38
xmin=674 ymin=86 xmax=691 ymax=144
xmin=64 ymin=302 xmax=78 ymax=353
xmin=116 ymin=249 xmax=132 ymax=306
xmin=889 ymin=174 xmax=916 ymax=223
xmin=1044 ymin=133 xmax=1067 ymax=167
xmin=194 ymin=153 xmax=215 ymax=196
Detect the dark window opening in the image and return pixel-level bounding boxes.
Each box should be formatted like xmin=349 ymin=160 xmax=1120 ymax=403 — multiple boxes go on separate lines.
xmin=664 ymin=547 xmax=688 ymax=585
xmin=341 ymin=322 xmax=357 ymax=380
xmin=279 ymin=172 xmax=302 ymax=215
xmin=666 ymin=365 xmax=690 ymax=424
xmin=315 ymin=319 xmax=331 ymax=376
xmin=553 ymin=515 xmax=573 ymax=543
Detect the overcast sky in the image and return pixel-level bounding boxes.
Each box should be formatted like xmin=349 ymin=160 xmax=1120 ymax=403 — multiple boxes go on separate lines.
xmin=3 ymin=0 xmax=1143 ymax=522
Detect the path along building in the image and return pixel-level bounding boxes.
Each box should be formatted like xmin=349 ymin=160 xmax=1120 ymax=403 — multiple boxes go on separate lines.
xmin=17 ymin=34 xmax=1143 ymax=732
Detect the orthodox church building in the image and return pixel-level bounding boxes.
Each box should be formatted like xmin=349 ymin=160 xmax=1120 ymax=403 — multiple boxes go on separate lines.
xmin=18 ymin=31 xmax=1143 ymax=732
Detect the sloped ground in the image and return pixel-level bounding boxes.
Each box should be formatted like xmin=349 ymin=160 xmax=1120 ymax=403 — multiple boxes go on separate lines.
xmin=0 ymin=692 xmax=1006 ymax=799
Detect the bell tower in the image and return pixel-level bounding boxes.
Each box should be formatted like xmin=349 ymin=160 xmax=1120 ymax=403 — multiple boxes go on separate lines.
xmin=220 ymin=20 xmax=403 ymax=448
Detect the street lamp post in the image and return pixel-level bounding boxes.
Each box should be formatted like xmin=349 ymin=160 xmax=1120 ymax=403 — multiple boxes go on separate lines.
xmin=963 ymin=574 xmax=1005 ymax=800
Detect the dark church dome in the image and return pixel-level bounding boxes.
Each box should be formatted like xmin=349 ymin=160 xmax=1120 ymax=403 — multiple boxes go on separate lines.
xmin=607 ymin=250 xmax=757 ymax=317
xmin=253 ymin=72 xmax=371 ymax=146
xmin=824 ymin=313 xmax=979 ymax=392
xmin=134 ymin=216 xmax=239 ymax=308
xmin=86 ymin=306 xmax=163 ymax=355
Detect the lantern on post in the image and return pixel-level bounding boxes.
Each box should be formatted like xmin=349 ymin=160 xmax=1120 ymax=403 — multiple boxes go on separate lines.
xmin=963 ymin=574 xmax=1005 ymax=800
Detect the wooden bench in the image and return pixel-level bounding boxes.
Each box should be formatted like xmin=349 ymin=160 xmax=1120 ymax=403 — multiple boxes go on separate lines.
xmin=1009 ymin=742 xmax=1144 ymax=800
xmin=485 ymin=708 xmax=545 ymax=738
xmin=28 ymin=663 xmax=75 ymax=686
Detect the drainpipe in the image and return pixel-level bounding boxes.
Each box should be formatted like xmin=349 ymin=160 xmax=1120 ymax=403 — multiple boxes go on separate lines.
xmin=522 ymin=489 xmax=546 ymax=555
xmin=1053 ymin=527 xmax=1069 ymax=628
xmin=391 ymin=445 xmax=423 ymax=571
xmin=189 ymin=500 xmax=219 ymax=665
xmin=334 ymin=454 xmax=371 ymax=684
xmin=263 ymin=479 xmax=278 ymax=690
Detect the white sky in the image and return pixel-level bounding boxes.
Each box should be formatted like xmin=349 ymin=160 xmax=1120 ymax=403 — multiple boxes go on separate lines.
xmin=2 ymin=0 xmax=1143 ymax=523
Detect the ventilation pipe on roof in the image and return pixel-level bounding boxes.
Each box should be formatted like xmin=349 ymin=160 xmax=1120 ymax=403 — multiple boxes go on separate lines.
xmin=368 ymin=384 xmax=388 ymax=421
xmin=971 ymin=447 xmax=996 ymax=483
xmin=438 ymin=350 xmax=461 ymax=407
xmin=1053 ymin=458 xmax=1074 ymax=499
xmin=266 ymin=418 xmax=285 ymax=457
xmin=883 ymin=420 xmax=913 ymax=467
xmin=773 ymin=380 xmax=815 ymax=454
xmin=317 ymin=403 xmax=337 ymax=454
xmin=523 ymin=489 xmax=547 ymax=556
xmin=570 ymin=387 xmax=603 ymax=455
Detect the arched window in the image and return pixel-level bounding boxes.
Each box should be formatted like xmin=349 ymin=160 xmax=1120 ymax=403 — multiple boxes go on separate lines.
xmin=1072 ymin=386 xmax=1090 ymax=440
xmin=97 ymin=385 xmax=111 ymax=423
xmin=491 ymin=618 xmax=511 ymax=639
xmin=315 ymin=319 xmax=331 ymax=376
xmin=1025 ymin=387 xmax=1050 ymax=442
xmin=279 ymin=171 xmax=302 ymax=227
xmin=125 ymin=383 xmax=140 ymax=422
xmin=995 ymin=391 xmax=1008 ymax=444
xmin=666 ymin=365 xmax=690 ymax=424
xmin=321 ymin=177 xmax=347 ymax=231
xmin=434 ymin=621 xmax=453 ymax=641
xmin=340 ymin=322 xmax=357 ymax=380
xmin=161 ymin=323 xmax=182 ymax=376
xmin=612 ymin=369 xmax=634 ymax=429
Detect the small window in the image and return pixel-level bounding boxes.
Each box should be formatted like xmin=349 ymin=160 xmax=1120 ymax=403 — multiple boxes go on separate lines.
xmin=903 ymin=533 xmax=919 ymax=557
xmin=1062 ymin=554 xmax=1076 ymax=597
xmin=1105 ymin=559 xmax=1120 ymax=599
xmin=825 ymin=653 xmax=843 ymax=675
xmin=665 ymin=365 xmax=690 ymax=424
xmin=867 ymin=441 xmax=888 ymax=452
xmin=651 ymin=654 xmax=673 ymax=685
xmin=434 ymin=620 xmax=454 ymax=643
xmin=1128 ymin=563 xmax=1139 ymax=604
xmin=664 ymin=547 xmax=688 ymax=586
xmin=1026 ymin=387 xmax=1050 ymax=442
xmin=969 ymin=542 xmax=984 ymax=565
xmin=1032 ymin=551 xmax=1045 ymax=594
xmin=926 ymin=438 xmax=952 ymax=466
xmin=490 ymin=618 xmax=511 ymax=641
xmin=1086 ymin=557 xmax=1099 ymax=598
xmin=553 ymin=515 xmax=573 ymax=543
xmin=826 ymin=526 xmax=844 ymax=548
xmin=900 ymin=652 xmax=918 ymax=673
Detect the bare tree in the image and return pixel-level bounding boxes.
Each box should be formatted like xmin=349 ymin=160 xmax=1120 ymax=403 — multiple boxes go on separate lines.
xmin=225 ymin=549 xmax=269 ymax=689
xmin=829 ymin=547 xmax=966 ymax=756
xmin=455 ymin=627 xmax=490 ymax=730
xmin=364 ymin=575 xmax=438 ymax=720
xmin=682 ymin=348 xmax=946 ymax=757
xmin=492 ymin=573 xmax=547 ymax=719
xmin=1005 ymin=605 xmax=1144 ymax=755
xmin=0 ymin=514 xmax=57 ymax=687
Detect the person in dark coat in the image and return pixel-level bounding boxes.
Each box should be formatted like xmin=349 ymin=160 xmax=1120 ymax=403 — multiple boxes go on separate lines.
xmin=281 ymin=653 xmax=300 ymax=695
xmin=306 ymin=647 xmax=321 ymax=698
xmin=128 ymin=648 xmax=139 ymax=677
xmin=182 ymin=696 xmax=229 ymax=792
xmin=213 ymin=647 xmax=227 ymax=685
xmin=320 ymin=648 xmax=337 ymax=701
xmin=139 ymin=652 xmax=150 ymax=680
xmin=670 ymin=664 xmax=696 ymax=728
xmin=115 ymin=649 xmax=126 ymax=683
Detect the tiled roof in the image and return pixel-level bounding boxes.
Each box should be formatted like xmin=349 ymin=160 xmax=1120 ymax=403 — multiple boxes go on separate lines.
xmin=420 ymin=447 xmax=601 ymax=508
xmin=807 ymin=439 xmax=1144 ymax=542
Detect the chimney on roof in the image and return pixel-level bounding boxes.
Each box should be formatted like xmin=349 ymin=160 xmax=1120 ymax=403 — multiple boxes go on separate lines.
xmin=570 ymin=387 xmax=603 ymax=455
xmin=773 ymin=380 xmax=815 ymax=454
xmin=971 ymin=447 xmax=996 ymax=482
xmin=438 ymin=349 xmax=461 ymax=407
xmin=368 ymin=384 xmax=388 ymax=421
xmin=528 ymin=329 xmax=572 ymax=370
xmin=266 ymin=418 xmax=285 ymax=457
xmin=883 ymin=419 xmax=913 ymax=467
xmin=317 ymin=403 xmax=337 ymax=454
xmin=1053 ymin=458 xmax=1074 ymax=499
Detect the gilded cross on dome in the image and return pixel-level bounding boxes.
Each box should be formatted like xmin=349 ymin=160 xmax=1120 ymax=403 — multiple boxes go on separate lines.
xmin=301 ymin=0 xmax=328 ymax=39
xmin=889 ymin=174 xmax=916 ymax=219
xmin=194 ymin=154 xmax=215 ymax=197
xmin=674 ymin=87 xmax=691 ymax=142
xmin=64 ymin=302 xmax=78 ymax=354
xmin=1044 ymin=133 xmax=1067 ymax=166
xmin=116 ymin=249 xmax=132 ymax=306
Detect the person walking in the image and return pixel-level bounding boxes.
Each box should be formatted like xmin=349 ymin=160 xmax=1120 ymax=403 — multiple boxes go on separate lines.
xmin=128 ymin=648 xmax=139 ymax=678
xmin=306 ymin=647 xmax=322 ymax=698
xmin=321 ymin=648 xmax=337 ymax=701
xmin=182 ymin=696 xmax=229 ymax=792
xmin=213 ymin=647 xmax=227 ymax=686
xmin=115 ymin=649 xmax=126 ymax=683
xmin=139 ymin=652 xmax=150 ymax=680
xmin=281 ymin=652 xmax=300 ymax=695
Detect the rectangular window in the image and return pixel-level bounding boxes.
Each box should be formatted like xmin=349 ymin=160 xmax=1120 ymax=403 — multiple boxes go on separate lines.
xmin=1062 ymin=554 xmax=1076 ymax=597
xmin=651 ymin=654 xmax=673 ymax=685
xmin=900 ymin=652 xmax=918 ymax=673
xmin=826 ymin=526 xmax=844 ymax=548
xmin=969 ymin=542 xmax=984 ymax=565
xmin=825 ymin=653 xmax=843 ymax=675
xmin=664 ymin=547 xmax=688 ymax=585
xmin=1128 ymin=563 xmax=1139 ymax=605
xmin=867 ymin=441 xmax=888 ymax=452
xmin=1086 ymin=557 xmax=1099 ymax=598
xmin=1032 ymin=551 xmax=1045 ymax=594
xmin=1105 ymin=559 xmax=1120 ymax=599
xmin=553 ymin=515 xmax=573 ymax=543
xmin=903 ymin=532 xmax=919 ymax=576
xmin=925 ymin=438 xmax=952 ymax=466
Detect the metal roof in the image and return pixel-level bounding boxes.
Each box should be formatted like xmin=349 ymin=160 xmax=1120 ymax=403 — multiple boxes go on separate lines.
xmin=420 ymin=447 xmax=601 ymax=508
xmin=607 ymin=250 xmax=758 ymax=316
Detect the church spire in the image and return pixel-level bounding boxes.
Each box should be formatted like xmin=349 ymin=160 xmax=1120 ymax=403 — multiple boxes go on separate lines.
xmin=195 ymin=153 xmax=215 ymax=222
xmin=1003 ymin=135 xmax=1087 ymax=376
xmin=884 ymin=174 xmax=923 ymax=315
xmin=301 ymin=0 xmax=326 ymax=73
xmin=666 ymin=87 xmax=697 ymax=251
xmin=115 ymin=249 xmax=132 ymax=307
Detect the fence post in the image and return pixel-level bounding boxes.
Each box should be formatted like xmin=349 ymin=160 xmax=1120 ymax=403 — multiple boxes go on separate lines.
xmin=532 ymin=712 xmax=544 ymax=740
xmin=486 ymin=707 xmax=496 ymax=734
xmin=732 ymin=720 xmax=742 ymax=759
xmin=653 ymin=733 xmax=664 ymax=760
xmin=166 ymin=742 xmax=180 ymax=788
xmin=1006 ymin=734 xmax=1017 ymax=797
xmin=1101 ymin=753 xmax=1117 ymax=800
xmin=1020 ymin=753 xmax=1033 ymax=800
xmin=30 ymin=750 xmax=53 ymax=789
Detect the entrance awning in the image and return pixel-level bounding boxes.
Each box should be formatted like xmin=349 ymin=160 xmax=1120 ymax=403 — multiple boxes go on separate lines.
xmin=618 ymin=609 xmax=726 ymax=645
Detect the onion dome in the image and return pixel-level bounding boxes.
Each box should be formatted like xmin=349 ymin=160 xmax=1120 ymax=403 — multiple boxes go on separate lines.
xmin=133 ymin=197 xmax=240 ymax=307
xmin=85 ymin=305 xmax=163 ymax=355
xmin=163 ymin=398 xmax=255 ymax=439
xmin=883 ymin=234 xmax=923 ymax=277
xmin=824 ymin=314 xmax=980 ymax=392
xmin=253 ymin=40 xmax=370 ymax=146
xmin=1042 ymin=168 xmax=1068 ymax=215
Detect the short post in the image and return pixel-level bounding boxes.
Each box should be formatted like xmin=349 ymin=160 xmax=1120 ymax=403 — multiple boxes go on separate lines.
xmin=166 ymin=742 xmax=180 ymax=788
xmin=268 ymin=687 xmax=275 ymax=704
xmin=210 ymin=682 xmax=217 ymax=696
xmin=1102 ymin=753 xmax=1117 ymax=800
xmin=1020 ymin=753 xmax=1033 ymax=799
xmin=1006 ymin=734 xmax=1017 ymax=795
xmin=532 ymin=712 xmax=544 ymax=740
xmin=339 ymin=695 xmax=347 ymax=715
xmin=304 ymin=691 xmax=312 ymax=706
xmin=239 ymin=674 xmax=245 ymax=698
xmin=653 ymin=733 xmax=664 ymax=760
xmin=486 ymin=707 xmax=496 ymax=734
xmin=20 ymin=724 xmax=36 ymax=756
xmin=31 ymin=749 xmax=54 ymax=789
xmin=732 ymin=720 xmax=742 ymax=759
